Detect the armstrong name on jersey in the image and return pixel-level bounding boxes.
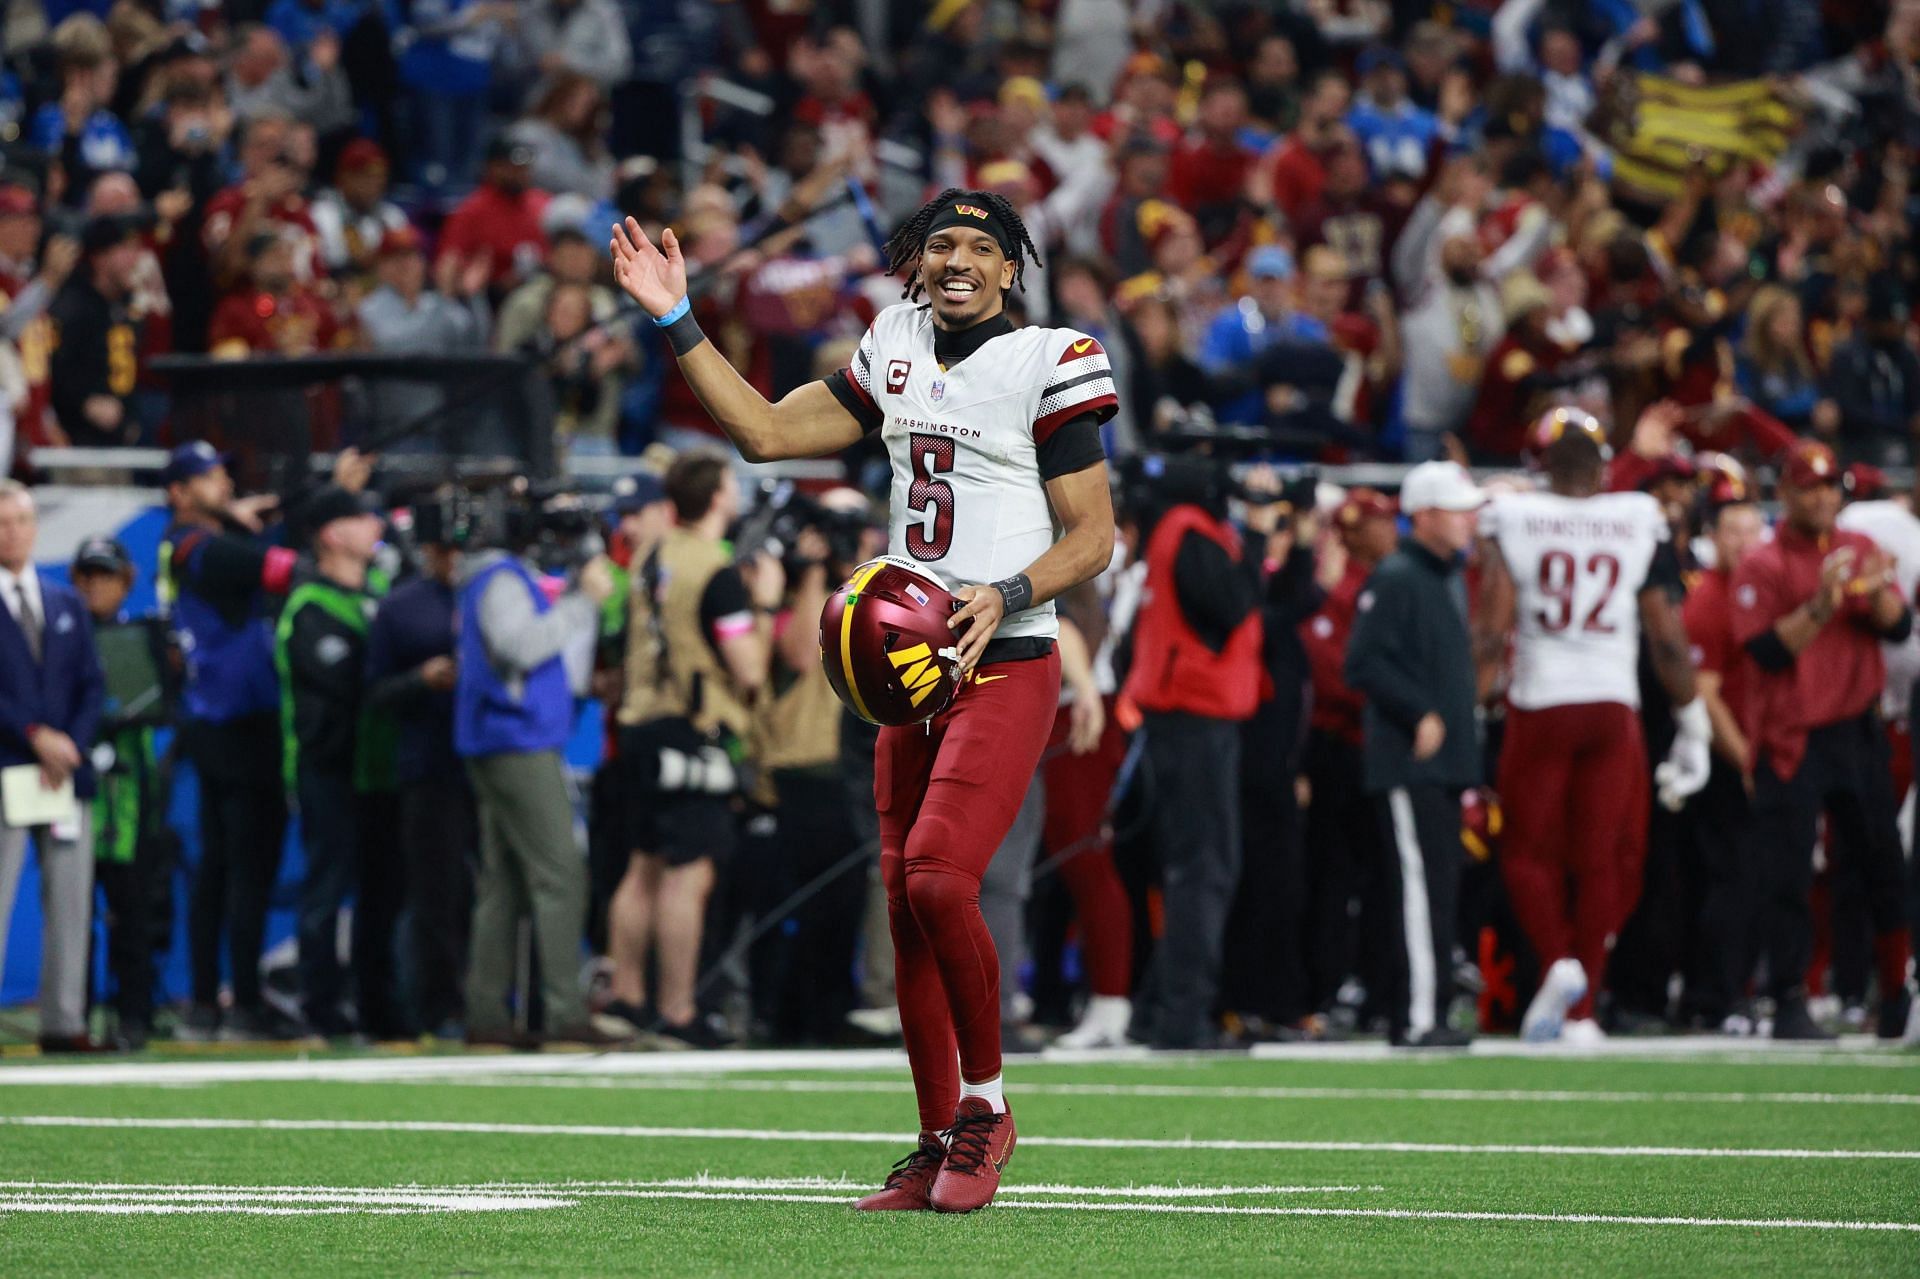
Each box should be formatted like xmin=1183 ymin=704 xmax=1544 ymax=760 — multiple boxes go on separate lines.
xmin=838 ymin=303 xmax=1117 ymax=642
xmin=1484 ymin=488 xmax=1672 ymax=712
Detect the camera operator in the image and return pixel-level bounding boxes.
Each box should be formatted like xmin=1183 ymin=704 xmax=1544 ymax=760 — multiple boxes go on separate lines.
xmin=276 ymin=485 xmax=406 ymax=1040
xmin=608 ymin=451 xmax=776 ymax=1049
xmin=365 ymin=502 xmax=471 ymax=1038
xmin=455 ymin=488 xmax=627 ymax=1047
xmin=746 ymin=489 xmax=871 ymax=1043
xmin=162 ymin=441 xmax=369 ymax=1041
xmin=71 ymin=537 xmax=170 ymax=1050
xmin=1121 ymin=455 xmax=1270 ymax=1050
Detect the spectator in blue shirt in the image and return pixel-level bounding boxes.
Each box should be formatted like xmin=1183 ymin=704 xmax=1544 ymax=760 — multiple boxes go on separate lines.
xmin=1347 ymin=45 xmax=1438 ymax=182
xmin=268 ymin=0 xmax=370 ymax=54
xmin=30 ymin=16 xmax=136 ymax=207
xmin=385 ymin=0 xmax=510 ymax=192
xmin=1199 ymin=245 xmax=1330 ymax=425
xmin=1735 ymin=285 xmax=1835 ymax=436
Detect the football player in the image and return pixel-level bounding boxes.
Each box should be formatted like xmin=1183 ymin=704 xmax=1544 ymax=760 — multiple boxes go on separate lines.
xmin=610 ymin=189 xmax=1116 ymax=1211
xmin=1474 ymin=409 xmax=1709 ymax=1043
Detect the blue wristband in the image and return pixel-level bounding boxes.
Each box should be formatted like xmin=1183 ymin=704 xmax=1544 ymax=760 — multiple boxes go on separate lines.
xmin=655 ymin=296 xmax=691 ymax=326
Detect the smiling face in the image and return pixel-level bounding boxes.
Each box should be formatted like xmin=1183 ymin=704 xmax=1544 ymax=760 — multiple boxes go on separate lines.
xmin=920 ymin=225 xmax=1013 ymax=329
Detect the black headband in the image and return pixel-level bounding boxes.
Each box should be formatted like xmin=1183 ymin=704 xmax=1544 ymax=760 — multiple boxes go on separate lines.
xmin=923 ymin=200 xmax=1015 ymax=259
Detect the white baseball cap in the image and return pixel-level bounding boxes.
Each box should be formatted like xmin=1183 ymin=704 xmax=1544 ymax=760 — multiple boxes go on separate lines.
xmin=1399 ymin=461 xmax=1485 ymax=514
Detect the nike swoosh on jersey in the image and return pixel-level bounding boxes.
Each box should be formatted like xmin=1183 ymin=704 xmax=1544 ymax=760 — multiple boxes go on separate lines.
xmin=1071 ymin=338 xmax=1093 ymax=354
xmin=973 ymin=673 xmax=1009 ymax=684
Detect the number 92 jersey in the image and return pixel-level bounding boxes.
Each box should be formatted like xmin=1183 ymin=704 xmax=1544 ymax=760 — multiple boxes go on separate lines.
xmin=1482 ymin=488 xmax=1670 ymax=711
xmin=842 ymin=302 xmax=1117 ymax=641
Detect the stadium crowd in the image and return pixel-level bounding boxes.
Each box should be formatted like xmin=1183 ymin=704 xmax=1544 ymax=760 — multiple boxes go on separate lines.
xmin=0 ymin=0 xmax=1919 ymax=1052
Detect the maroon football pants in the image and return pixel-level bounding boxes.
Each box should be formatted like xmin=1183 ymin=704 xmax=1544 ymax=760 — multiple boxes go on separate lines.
xmin=1041 ymin=700 xmax=1133 ymax=998
xmin=1497 ymin=701 xmax=1649 ymax=1021
xmin=877 ymin=649 xmax=1060 ymax=1134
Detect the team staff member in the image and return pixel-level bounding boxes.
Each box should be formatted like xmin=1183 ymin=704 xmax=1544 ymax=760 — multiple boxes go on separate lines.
xmin=0 ymin=481 xmax=105 ymax=1053
xmin=1344 ymin=460 xmax=1484 ymax=1048
xmin=275 ymin=486 xmax=405 ymax=1039
xmin=1677 ymin=488 xmax=1766 ymax=1030
xmin=72 ymin=537 xmax=167 ymax=1051
xmin=162 ymin=441 xmax=363 ymax=1041
xmin=609 ymin=451 xmax=776 ymax=1049
xmin=1121 ymin=458 xmax=1270 ymax=1050
xmin=1731 ymin=441 xmax=1915 ymax=1041
xmin=1298 ymin=489 xmax=1397 ymax=1019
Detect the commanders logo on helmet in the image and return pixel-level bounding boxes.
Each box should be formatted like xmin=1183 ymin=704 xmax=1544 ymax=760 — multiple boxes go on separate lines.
xmin=820 ymin=556 xmax=963 ymax=727
xmin=1526 ymin=406 xmax=1607 ymax=464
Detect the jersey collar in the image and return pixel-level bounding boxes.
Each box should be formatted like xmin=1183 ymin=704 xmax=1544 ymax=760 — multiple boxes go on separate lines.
xmin=931 ymin=311 xmax=1013 ymax=370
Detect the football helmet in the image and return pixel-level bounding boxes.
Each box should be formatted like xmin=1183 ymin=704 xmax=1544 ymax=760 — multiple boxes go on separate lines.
xmin=820 ymin=556 xmax=963 ymax=726
xmin=1526 ymin=406 xmax=1608 ymax=462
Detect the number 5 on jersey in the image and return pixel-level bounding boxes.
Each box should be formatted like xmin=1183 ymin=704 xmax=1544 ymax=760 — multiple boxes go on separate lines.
xmin=907 ymin=431 xmax=955 ymax=561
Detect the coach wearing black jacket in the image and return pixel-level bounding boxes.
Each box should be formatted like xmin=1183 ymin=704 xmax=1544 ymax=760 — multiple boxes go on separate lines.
xmin=1344 ymin=460 xmax=1483 ymax=1048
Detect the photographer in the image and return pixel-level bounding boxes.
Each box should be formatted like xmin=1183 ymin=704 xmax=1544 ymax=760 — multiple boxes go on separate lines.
xmin=275 ymin=486 xmax=405 ymax=1040
xmin=455 ymin=489 xmax=626 ymax=1047
xmin=744 ymin=491 xmax=868 ymax=1043
xmin=1120 ymin=455 xmax=1270 ymax=1050
xmin=608 ymin=451 xmax=775 ymax=1049
xmin=365 ymin=506 xmax=472 ymax=1038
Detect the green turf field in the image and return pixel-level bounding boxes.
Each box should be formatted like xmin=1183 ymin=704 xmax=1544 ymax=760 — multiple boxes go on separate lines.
xmin=1 ymin=1042 xmax=1917 ymax=1276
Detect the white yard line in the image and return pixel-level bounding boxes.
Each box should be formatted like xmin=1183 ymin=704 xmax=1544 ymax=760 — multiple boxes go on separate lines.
xmin=5 ymin=1115 xmax=1915 ymax=1161
xmin=389 ymin=1075 xmax=1920 ymax=1107
xmin=460 ymin=1187 xmax=1920 ymax=1233
xmin=3 ymin=1178 xmax=1913 ymax=1232
xmin=0 ymin=1037 xmax=1913 ymax=1087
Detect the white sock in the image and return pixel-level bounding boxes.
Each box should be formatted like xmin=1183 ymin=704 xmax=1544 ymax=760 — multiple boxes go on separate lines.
xmin=959 ymin=1074 xmax=1006 ymax=1114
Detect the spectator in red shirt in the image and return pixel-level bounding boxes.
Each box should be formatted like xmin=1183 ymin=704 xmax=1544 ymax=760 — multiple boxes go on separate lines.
xmin=1169 ymin=78 xmax=1256 ymax=246
xmin=1678 ymin=489 xmax=1764 ymax=1029
xmin=1729 ymin=441 xmax=1914 ymax=1040
xmin=438 ymin=138 xmax=550 ymax=294
xmin=1254 ymin=70 xmax=1351 ymax=228
xmin=209 ymin=232 xmax=347 ymax=357
xmin=202 ymin=113 xmax=323 ymax=291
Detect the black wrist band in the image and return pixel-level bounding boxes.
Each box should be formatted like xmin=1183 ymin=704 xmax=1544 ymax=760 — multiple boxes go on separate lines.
xmin=661 ymin=309 xmax=706 ymax=358
xmin=993 ymin=573 xmax=1034 ymax=615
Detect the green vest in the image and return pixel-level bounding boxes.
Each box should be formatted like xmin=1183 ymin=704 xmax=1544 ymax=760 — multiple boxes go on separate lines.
xmin=273 ymin=573 xmax=398 ymax=794
xmin=90 ymin=724 xmax=156 ymax=865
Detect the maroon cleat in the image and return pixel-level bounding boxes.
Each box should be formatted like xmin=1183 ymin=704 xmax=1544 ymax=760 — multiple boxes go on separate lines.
xmin=853 ymin=1133 xmax=946 ymax=1211
xmin=929 ymin=1099 xmax=1016 ymax=1213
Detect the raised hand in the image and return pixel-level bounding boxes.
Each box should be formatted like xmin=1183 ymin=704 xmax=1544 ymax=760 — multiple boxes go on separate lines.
xmin=610 ymin=217 xmax=687 ymax=319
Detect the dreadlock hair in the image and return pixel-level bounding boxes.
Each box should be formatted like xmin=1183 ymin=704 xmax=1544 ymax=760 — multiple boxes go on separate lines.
xmin=883 ymin=188 xmax=1043 ymax=303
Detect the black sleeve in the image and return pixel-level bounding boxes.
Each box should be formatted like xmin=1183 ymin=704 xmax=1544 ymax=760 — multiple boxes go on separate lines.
xmin=1267 ymin=543 xmax=1325 ymax=623
xmin=1882 ymin=607 xmax=1913 ymax=644
xmin=698 ymin=567 xmax=754 ymax=646
xmin=1641 ymin=540 xmax=1685 ymax=600
xmin=1744 ymin=631 xmax=1796 ymax=672
xmin=1343 ymin=569 xmax=1434 ymax=730
xmin=823 ymin=370 xmax=884 ymax=435
xmin=1174 ymin=530 xmax=1262 ymax=652
xmin=46 ymin=294 xmax=109 ymax=432
xmin=286 ymin=605 xmax=362 ymax=702
xmin=1037 ymin=412 xmax=1106 ymax=480
xmin=171 ymin=530 xmax=271 ymax=609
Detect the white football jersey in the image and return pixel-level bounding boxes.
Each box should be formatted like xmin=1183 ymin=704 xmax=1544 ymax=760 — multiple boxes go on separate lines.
xmin=1837 ymin=499 xmax=1920 ymax=720
xmin=845 ymin=302 xmax=1117 ymax=640
xmin=1483 ymin=488 xmax=1670 ymax=711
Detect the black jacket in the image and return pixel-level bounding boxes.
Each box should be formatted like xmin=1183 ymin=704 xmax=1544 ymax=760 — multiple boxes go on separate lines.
xmin=1343 ymin=538 xmax=1480 ymax=793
